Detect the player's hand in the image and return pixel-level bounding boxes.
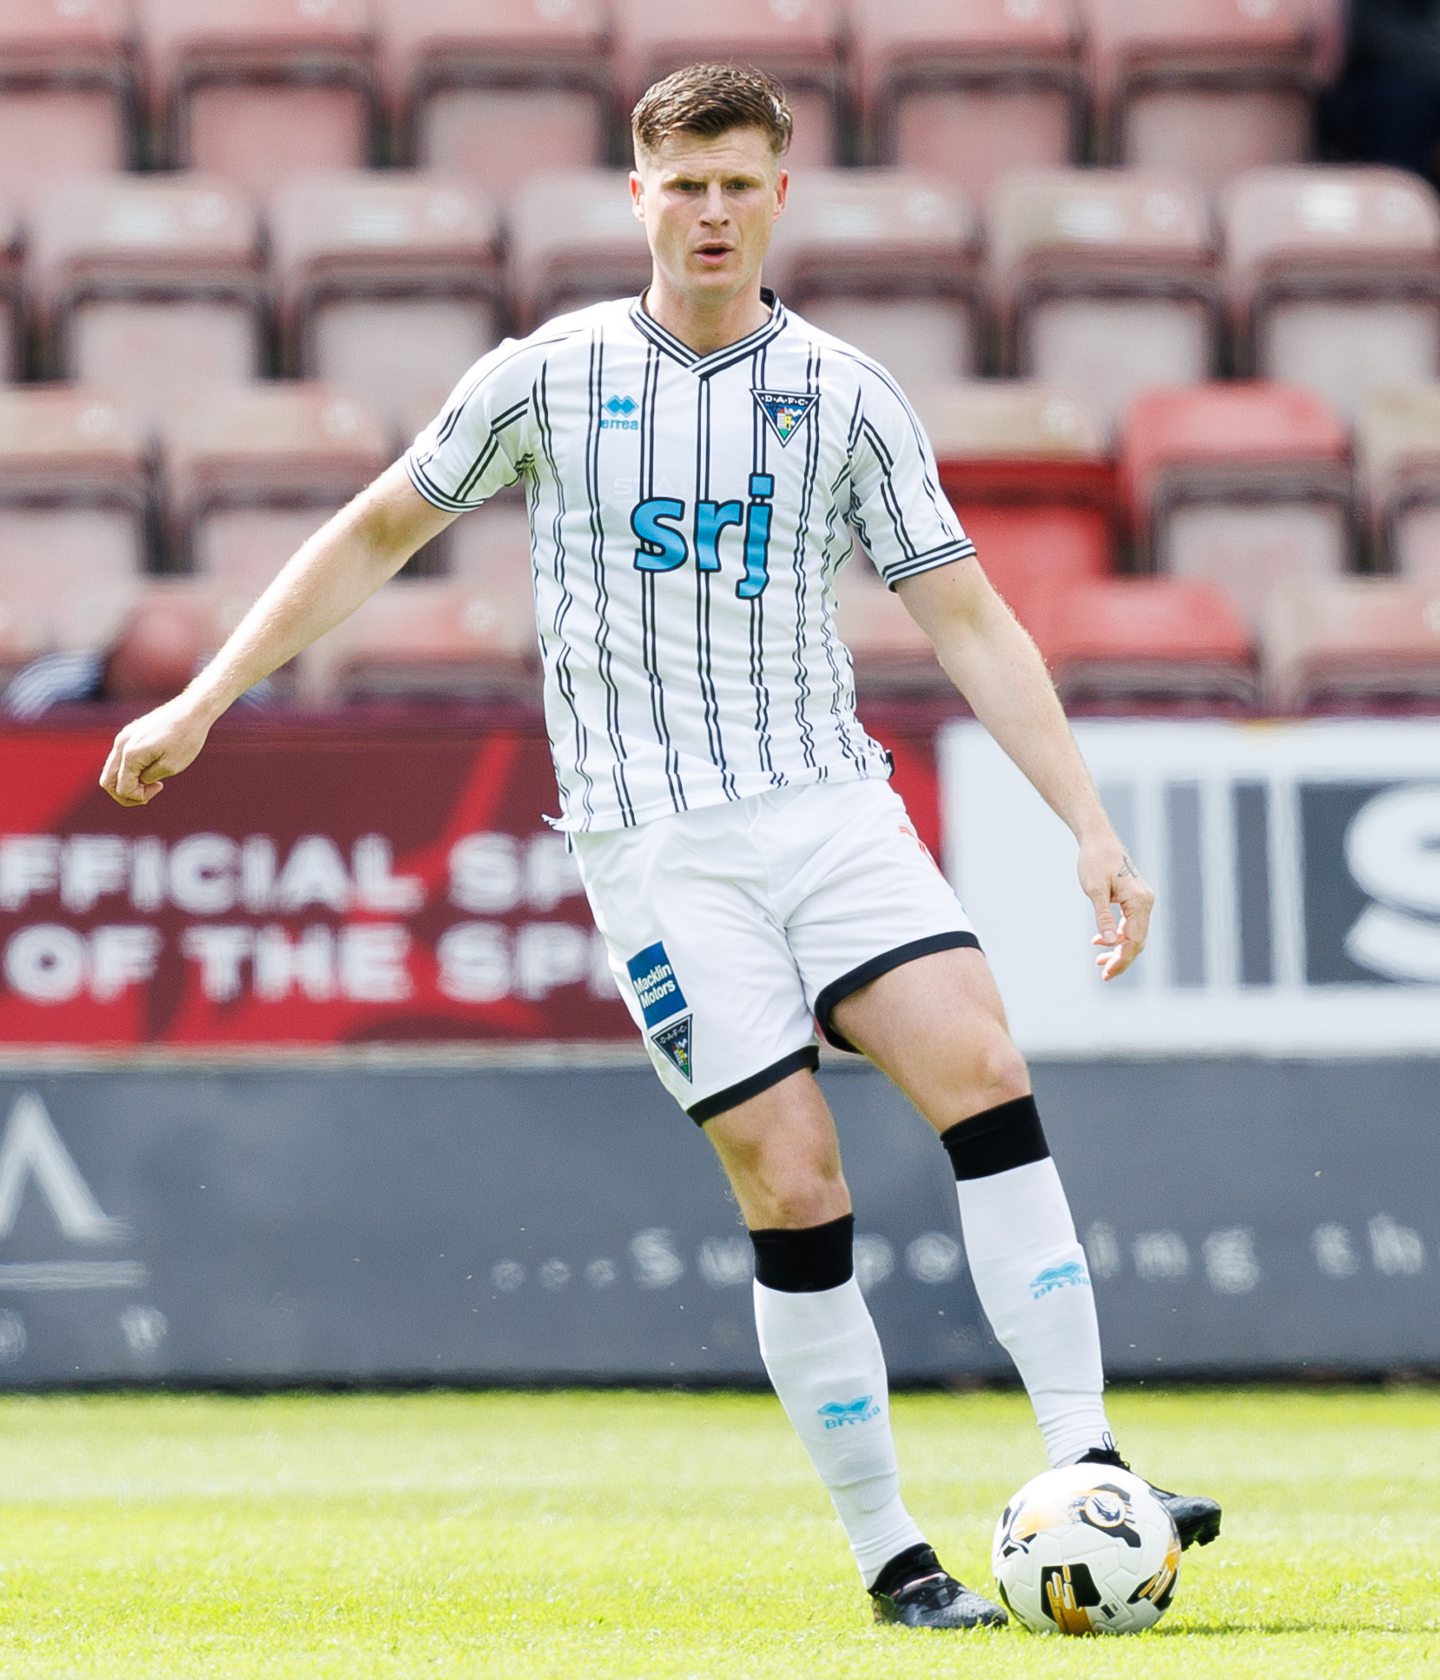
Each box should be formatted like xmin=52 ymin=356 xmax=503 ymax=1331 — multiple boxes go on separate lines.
xmin=100 ymin=696 xmax=212 ymax=808
xmin=1078 ymin=836 xmax=1154 ymax=982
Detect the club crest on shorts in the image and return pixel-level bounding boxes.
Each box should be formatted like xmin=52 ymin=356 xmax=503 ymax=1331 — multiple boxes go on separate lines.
xmin=650 ymin=1015 xmax=693 ymax=1082
xmin=753 ymin=390 xmax=818 ymax=447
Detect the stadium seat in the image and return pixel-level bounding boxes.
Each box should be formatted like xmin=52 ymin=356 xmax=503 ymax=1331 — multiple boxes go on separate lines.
xmin=269 ymin=171 xmax=503 ymax=438
xmin=850 ymin=0 xmax=1083 ymax=201
xmin=27 ymin=174 xmax=266 ymax=426
xmin=0 ymin=0 xmax=137 ymax=206
xmin=1119 ymin=383 xmax=1352 ymax=629
xmin=1223 ymin=167 xmax=1440 ymax=426
xmin=507 ymin=170 xmax=652 ymax=330
xmin=161 ymin=384 xmax=390 ymax=588
xmin=0 ymin=199 xmax=20 ymax=381
xmin=612 ymin=0 xmax=845 ymax=167
xmin=987 ymin=169 xmax=1220 ymax=434
xmin=0 ymin=589 xmax=48 ymax=686
xmin=137 ymin=0 xmax=377 ymax=196
xmin=910 ymin=381 xmax=1116 ymax=619
xmin=307 ymin=578 xmax=543 ymax=704
xmin=0 ymin=387 xmax=152 ymax=651
xmin=1263 ymin=578 xmax=1440 ymax=712
xmin=1024 ymin=576 xmax=1257 ymax=713
xmin=1357 ymin=388 xmax=1440 ymax=586
xmin=375 ymin=0 xmax=612 ymax=194
xmin=831 ymin=559 xmax=954 ymax=698
xmin=763 ymin=170 xmax=979 ymax=386
xmin=1084 ymin=0 xmax=1318 ymax=194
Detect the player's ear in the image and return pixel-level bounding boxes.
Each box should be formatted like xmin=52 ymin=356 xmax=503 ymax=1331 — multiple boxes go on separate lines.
xmin=773 ymin=169 xmax=789 ymax=221
xmin=629 ymin=169 xmax=645 ymax=223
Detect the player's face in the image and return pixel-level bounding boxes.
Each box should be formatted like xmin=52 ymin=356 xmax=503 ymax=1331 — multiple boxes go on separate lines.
xmin=630 ymin=126 xmax=787 ymax=309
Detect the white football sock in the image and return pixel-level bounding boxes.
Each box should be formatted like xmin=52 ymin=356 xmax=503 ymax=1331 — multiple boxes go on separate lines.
xmin=753 ymin=1277 xmax=926 ymax=1586
xmin=955 ymin=1156 xmax=1112 ymax=1468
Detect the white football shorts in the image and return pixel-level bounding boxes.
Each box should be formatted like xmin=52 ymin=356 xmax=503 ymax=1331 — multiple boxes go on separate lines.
xmin=571 ymin=777 xmax=980 ymax=1123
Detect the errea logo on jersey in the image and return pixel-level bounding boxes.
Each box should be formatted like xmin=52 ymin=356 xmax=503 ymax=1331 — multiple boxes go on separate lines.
xmin=600 ymin=394 xmax=640 ymax=431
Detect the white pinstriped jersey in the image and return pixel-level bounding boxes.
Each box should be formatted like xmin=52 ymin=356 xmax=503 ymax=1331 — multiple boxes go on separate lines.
xmin=404 ymin=292 xmax=974 ymax=832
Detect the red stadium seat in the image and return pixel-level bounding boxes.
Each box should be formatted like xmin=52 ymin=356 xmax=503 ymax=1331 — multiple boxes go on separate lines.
xmin=374 ymin=0 xmax=612 ymax=195
xmin=137 ymin=0 xmax=377 ymax=196
xmin=161 ymin=383 xmax=390 ymax=588
xmin=507 ymin=170 xmax=652 ymax=330
xmin=269 ymin=171 xmax=503 ymax=438
xmin=764 ymin=170 xmax=979 ymax=386
xmin=1263 ymin=578 xmax=1440 ymax=712
xmin=1084 ymin=0 xmax=1318 ymax=193
xmin=27 ymin=174 xmax=266 ymax=426
xmin=1223 ymin=167 xmax=1440 ymax=426
xmin=1026 ymin=576 xmax=1257 ymax=713
xmin=1356 ymin=388 xmax=1440 ymax=586
xmin=911 ymin=381 xmax=1116 ymax=619
xmin=1119 ymin=383 xmax=1352 ymax=628
xmin=0 ymin=387 xmax=151 ymax=651
xmin=832 ymin=560 xmax=950 ymax=698
xmin=850 ymin=0 xmax=1083 ymax=200
xmin=987 ymin=169 xmax=1220 ymax=434
xmin=308 ymin=578 xmax=543 ymax=704
xmin=612 ymin=0 xmax=844 ymax=167
xmin=0 ymin=0 xmax=137 ymax=208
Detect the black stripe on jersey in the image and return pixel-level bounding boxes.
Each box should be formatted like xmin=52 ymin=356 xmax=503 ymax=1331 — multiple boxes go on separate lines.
xmin=534 ymin=361 xmax=595 ymax=826
xmin=830 ymin=346 xmax=956 ymax=533
xmin=428 ymin=327 xmax=580 ymax=451
xmin=882 ymin=539 xmax=977 ymax=587
xmin=788 ymin=342 xmax=823 ymax=773
xmin=629 ymin=291 xmax=787 ymax=376
xmin=816 ymin=455 xmax=868 ymax=769
xmin=748 ymin=341 xmax=779 ymax=782
xmin=857 ymin=417 xmax=922 ymax=564
xmin=454 ymin=400 xmax=530 ymax=503
xmin=694 ymin=378 xmax=736 ymax=800
xmin=637 ymin=345 xmax=687 ymax=814
xmin=584 ymin=331 xmax=635 ymax=826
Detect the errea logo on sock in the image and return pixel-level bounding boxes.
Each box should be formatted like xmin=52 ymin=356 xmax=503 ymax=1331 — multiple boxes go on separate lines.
xmin=1029 ymin=1262 xmax=1091 ymax=1299
xmin=817 ymin=1395 xmax=882 ymax=1429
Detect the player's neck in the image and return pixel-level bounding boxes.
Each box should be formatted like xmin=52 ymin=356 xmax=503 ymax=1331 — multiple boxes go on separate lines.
xmin=641 ymin=279 xmax=772 ymax=357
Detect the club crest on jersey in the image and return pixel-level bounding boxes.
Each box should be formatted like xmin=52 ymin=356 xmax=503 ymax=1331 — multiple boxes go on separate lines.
xmin=650 ymin=1015 xmax=693 ymax=1082
xmin=753 ymin=389 xmax=818 ymax=447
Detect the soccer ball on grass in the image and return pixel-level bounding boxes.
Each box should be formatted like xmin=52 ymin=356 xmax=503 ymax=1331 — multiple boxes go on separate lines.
xmin=991 ymin=1463 xmax=1181 ymax=1635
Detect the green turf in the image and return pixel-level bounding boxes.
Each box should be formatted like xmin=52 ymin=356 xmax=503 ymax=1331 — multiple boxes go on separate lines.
xmin=0 ymin=1386 xmax=1433 ymax=1678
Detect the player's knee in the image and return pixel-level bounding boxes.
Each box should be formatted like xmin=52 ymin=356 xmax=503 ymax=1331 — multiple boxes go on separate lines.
xmin=950 ymin=1033 xmax=1030 ymax=1124
xmin=742 ymin=1156 xmax=849 ymax=1230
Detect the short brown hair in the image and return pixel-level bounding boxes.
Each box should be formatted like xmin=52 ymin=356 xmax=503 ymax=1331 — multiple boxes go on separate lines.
xmin=631 ymin=62 xmax=793 ymax=162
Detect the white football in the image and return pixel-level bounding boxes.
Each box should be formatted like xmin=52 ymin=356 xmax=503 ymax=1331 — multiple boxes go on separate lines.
xmin=991 ymin=1463 xmax=1181 ymax=1635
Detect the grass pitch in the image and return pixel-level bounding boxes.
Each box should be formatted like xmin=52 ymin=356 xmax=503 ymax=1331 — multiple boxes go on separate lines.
xmin=0 ymin=1387 xmax=1433 ymax=1678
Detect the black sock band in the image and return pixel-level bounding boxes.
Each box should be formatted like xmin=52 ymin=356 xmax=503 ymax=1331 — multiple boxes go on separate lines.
xmin=941 ymin=1094 xmax=1050 ymax=1181
xmin=749 ymin=1212 xmax=855 ymax=1293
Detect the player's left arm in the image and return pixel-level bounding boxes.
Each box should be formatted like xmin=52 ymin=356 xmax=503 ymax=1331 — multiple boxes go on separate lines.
xmin=895 ymin=557 xmax=1154 ymax=980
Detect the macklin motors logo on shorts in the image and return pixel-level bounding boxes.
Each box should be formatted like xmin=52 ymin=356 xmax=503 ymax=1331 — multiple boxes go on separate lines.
xmin=626 ymin=943 xmax=693 ymax=1082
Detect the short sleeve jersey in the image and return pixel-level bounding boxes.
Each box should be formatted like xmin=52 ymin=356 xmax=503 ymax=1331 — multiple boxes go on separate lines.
xmin=405 ymin=292 xmax=974 ymax=832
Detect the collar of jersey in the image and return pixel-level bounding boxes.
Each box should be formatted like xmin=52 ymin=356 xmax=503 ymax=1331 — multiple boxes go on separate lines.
xmin=629 ymin=288 xmax=787 ymax=375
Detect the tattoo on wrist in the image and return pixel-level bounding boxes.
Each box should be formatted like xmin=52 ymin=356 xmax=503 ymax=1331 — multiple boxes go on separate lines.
xmin=1116 ymin=854 xmax=1138 ymax=880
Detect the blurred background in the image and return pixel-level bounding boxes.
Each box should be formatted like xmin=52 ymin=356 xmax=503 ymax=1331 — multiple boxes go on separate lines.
xmin=0 ymin=0 xmax=1435 ymax=1392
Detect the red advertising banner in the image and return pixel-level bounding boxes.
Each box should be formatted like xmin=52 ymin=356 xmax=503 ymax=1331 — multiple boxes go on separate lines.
xmin=0 ymin=713 xmax=944 ymax=1047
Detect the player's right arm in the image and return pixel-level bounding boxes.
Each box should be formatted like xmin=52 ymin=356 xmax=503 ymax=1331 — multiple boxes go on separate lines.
xmin=100 ymin=461 xmax=456 ymax=808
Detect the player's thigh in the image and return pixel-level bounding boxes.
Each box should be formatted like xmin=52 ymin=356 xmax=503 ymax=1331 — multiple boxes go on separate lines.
xmin=829 ymin=943 xmax=1031 ymax=1134
xmin=572 ymin=807 xmax=819 ymax=1124
xmin=702 ymin=1066 xmax=851 ymax=1231
xmin=781 ymin=779 xmax=1029 ymax=1131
